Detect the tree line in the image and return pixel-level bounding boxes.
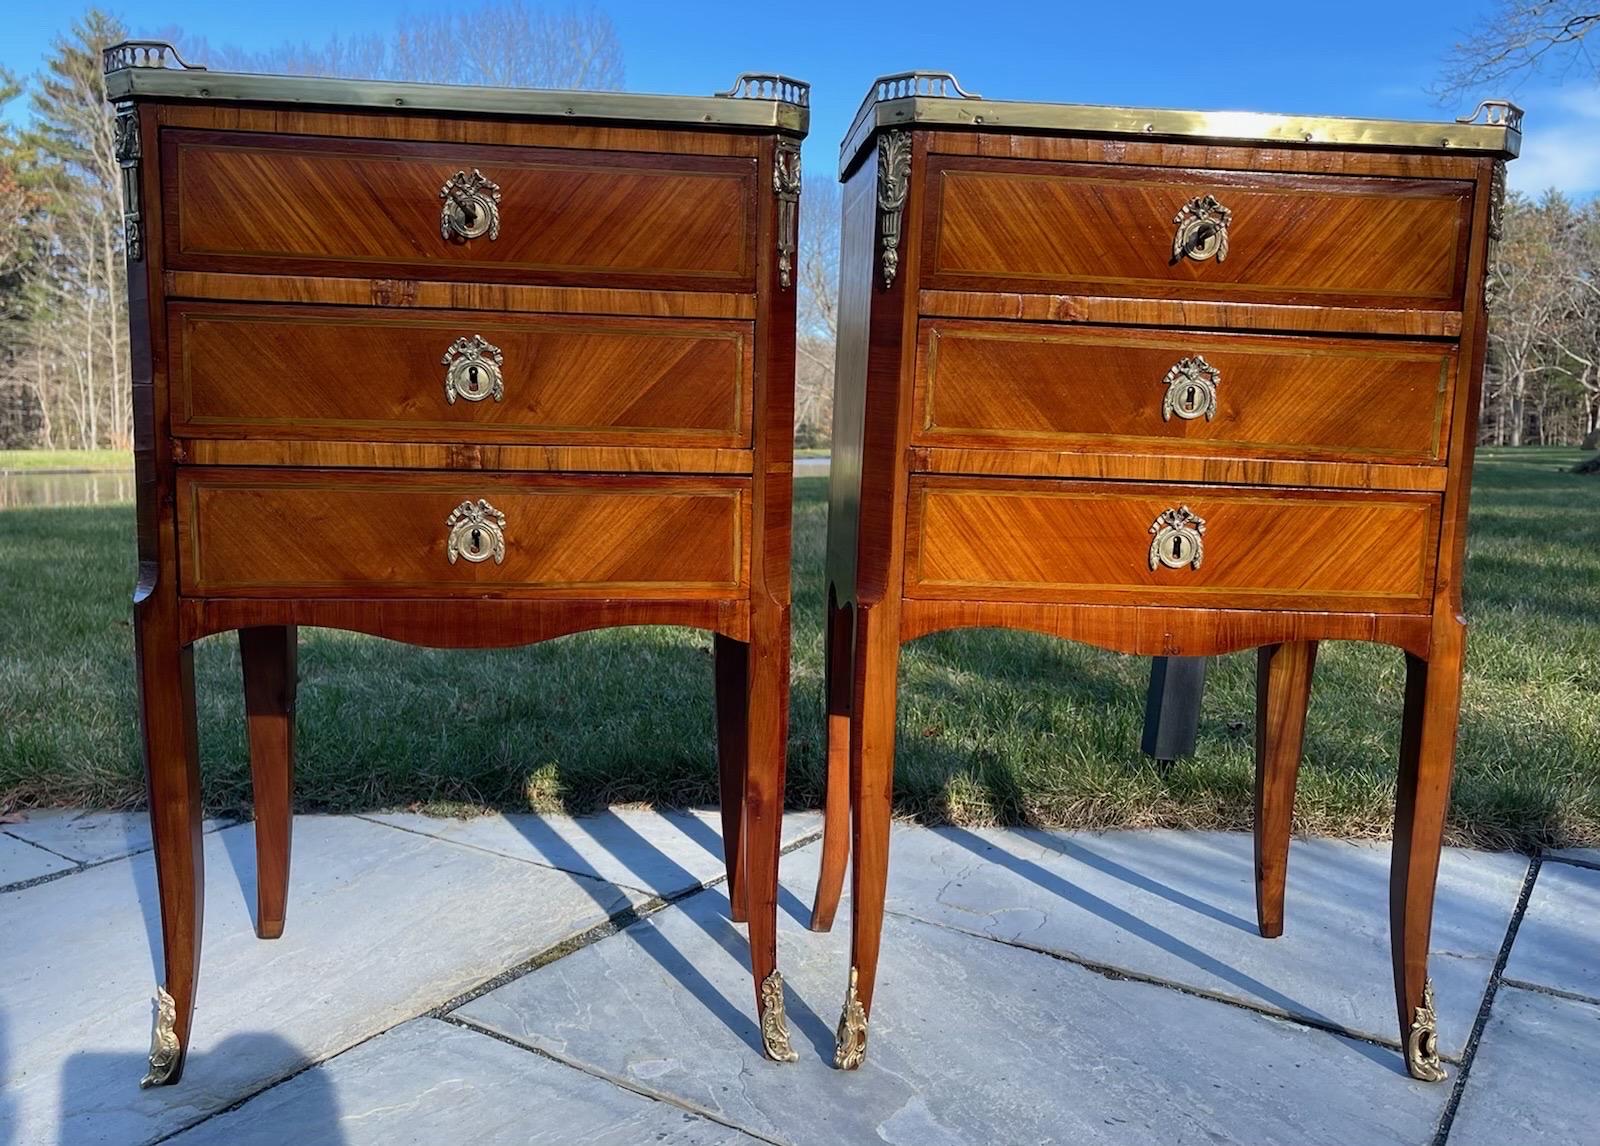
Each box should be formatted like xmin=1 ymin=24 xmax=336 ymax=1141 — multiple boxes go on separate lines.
xmin=1 ymin=9 xmax=1596 ymax=452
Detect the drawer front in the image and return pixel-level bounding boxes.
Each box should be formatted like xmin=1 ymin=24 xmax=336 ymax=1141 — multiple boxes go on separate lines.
xmin=923 ymin=157 xmax=1472 ymax=308
xmin=162 ymin=131 xmax=756 ymax=289
xmin=177 ymin=469 xmax=747 ymax=599
xmin=913 ymin=321 xmax=1455 ymax=463
xmin=171 ymin=303 xmax=751 ymax=448
xmin=906 ymin=478 xmax=1439 ymax=613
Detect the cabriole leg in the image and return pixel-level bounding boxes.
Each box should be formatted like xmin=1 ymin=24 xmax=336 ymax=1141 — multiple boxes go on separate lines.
xmin=835 ymin=604 xmax=899 ymax=1070
xmin=1392 ymin=621 xmax=1465 ymax=1083
xmin=810 ymin=589 xmax=854 ymax=932
xmin=713 ymin=633 xmax=750 ymax=922
xmin=740 ymin=606 xmax=796 ymax=1062
xmin=240 ymin=625 xmax=297 ymax=940
xmin=1254 ymin=640 xmax=1317 ymax=939
xmin=135 ymin=606 xmax=203 ymax=1088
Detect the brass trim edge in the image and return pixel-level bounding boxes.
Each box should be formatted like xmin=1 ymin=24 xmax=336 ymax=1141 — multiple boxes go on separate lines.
xmin=104 ymin=42 xmax=809 ymax=136
xmin=840 ymin=73 xmax=1520 ymax=177
xmin=759 ymin=970 xmax=800 ymax=1063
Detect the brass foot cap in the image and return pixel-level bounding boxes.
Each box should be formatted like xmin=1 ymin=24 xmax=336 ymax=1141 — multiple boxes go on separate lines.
xmin=833 ymin=967 xmax=868 ymax=1070
xmin=758 ymin=970 xmax=799 ymax=1063
xmin=140 ymin=986 xmax=182 ymax=1088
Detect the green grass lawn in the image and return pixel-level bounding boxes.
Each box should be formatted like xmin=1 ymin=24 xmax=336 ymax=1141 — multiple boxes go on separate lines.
xmin=2 ymin=447 xmax=1596 ymax=850
xmin=0 ymin=448 xmax=132 ymax=472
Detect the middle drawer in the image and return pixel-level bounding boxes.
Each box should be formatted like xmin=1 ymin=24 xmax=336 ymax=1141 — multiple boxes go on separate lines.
xmin=170 ymin=303 xmax=753 ymax=448
xmin=911 ymin=320 xmax=1456 ymax=464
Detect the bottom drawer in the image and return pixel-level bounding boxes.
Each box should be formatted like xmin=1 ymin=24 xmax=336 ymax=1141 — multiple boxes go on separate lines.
xmin=177 ymin=468 xmax=748 ymax=599
xmin=905 ymin=477 xmax=1439 ymax=613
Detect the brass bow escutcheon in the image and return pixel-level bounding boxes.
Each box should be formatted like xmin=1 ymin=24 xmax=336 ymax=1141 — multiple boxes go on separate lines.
xmin=446 ymin=499 xmax=507 ymax=565
xmin=1172 ymin=195 xmax=1231 ymax=263
xmin=1161 ymin=356 xmax=1220 ymax=421
xmin=1148 ymin=506 xmax=1206 ymax=572
xmin=442 ymin=336 xmax=504 ymax=404
xmin=440 ymin=169 xmax=501 ymax=242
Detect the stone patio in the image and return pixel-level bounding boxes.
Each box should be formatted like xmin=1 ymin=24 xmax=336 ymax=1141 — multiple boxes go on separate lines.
xmin=1 ymin=809 xmax=1593 ymax=1144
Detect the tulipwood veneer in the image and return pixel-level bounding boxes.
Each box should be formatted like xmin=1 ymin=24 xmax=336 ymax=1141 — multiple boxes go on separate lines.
xmin=108 ymin=41 xmax=808 ymax=1086
xmin=811 ymin=72 xmax=1517 ymax=1082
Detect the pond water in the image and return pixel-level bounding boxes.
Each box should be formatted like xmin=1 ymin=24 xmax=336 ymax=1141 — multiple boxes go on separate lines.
xmin=0 ymin=470 xmax=135 ymax=510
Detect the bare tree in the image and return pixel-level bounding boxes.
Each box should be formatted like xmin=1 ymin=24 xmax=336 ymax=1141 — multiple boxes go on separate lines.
xmin=169 ymin=2 xmax=623 ymax=90
xmin=1440 ymin=2 xmax=1600 ymax=97
xmin=795 ymin=174 xmax=840 ymax=445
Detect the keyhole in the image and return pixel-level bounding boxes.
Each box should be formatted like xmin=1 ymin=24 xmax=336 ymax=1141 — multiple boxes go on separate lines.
xmin=1172 ymin=535 xmax=1184 ymax=559
xmin=1184 ymin=386 xmax=1197 ymax=409
xmin=471 ymin=527 xmax=482 ymax=552
xmin=467 ymin=364 xmax=479 ymax=392
xmin=462 ymin=201 xmax=478 ymax=227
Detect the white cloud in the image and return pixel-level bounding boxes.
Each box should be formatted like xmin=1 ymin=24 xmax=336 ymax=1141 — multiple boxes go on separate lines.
xmin=1503 ymin=87 xmax=1600 ymax=199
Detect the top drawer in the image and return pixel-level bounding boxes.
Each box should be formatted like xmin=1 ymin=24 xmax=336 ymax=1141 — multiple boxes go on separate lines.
xmin=922 ymin=157 xmax=1474 ymax=309
xmin=160 ymin=131 xmax=758 ymax=290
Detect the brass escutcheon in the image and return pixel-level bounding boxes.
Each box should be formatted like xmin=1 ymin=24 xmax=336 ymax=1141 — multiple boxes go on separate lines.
xmin=1161 ymin=356 xmax=1220 ymax=421
xmin=439 ymin=169 xmax=501 ymax=242
xmin=1148 ymin=506 xmax=1206 ymax=571
xmin=1172 ymin=194 xmax=1231 ymax=263
xmin=442 ymin=335 xmax=504 ymax=404
xmin=446 ymin=499 xmax=507 ymax=565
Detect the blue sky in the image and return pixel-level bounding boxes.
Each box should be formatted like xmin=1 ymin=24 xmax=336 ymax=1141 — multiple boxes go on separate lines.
xmin=5 ymin=0 xmax=1597 ymax=196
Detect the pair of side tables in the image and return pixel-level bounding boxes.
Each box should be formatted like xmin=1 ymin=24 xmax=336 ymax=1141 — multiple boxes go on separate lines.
xmin=106 ymin=41 xmax=1518 ymax=1088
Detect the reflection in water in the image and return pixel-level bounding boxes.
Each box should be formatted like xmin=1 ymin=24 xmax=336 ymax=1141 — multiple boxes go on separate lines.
xmin=0 ymin=470 xmax=135 ymax=509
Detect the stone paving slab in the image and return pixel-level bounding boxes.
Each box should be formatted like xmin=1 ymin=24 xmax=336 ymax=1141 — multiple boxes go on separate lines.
xmin=1503 ymin=860 xmax=1600 ymax=1001
xmin=1545 ymin=847 xmax=1600 ymax=869
xmin=0 ymin=831 xmax=74 ymax=885
xmin=783 ymin=825 xmax=1524 ymax=1058
xmin=1447 ymin=985 xmax=1600 ymax=1146
xmin=365 ymin=808 xmax=820 ymax=899
xmin=2 ymin=809 xmax=234 ymax=865
xmin=163 ymin=1018 xmax=756 ymax=1145
xmin=0 ymin=815 xmax=648 ymax=1146
xmin=458 ymin=842 xmax=1451 ymax=1146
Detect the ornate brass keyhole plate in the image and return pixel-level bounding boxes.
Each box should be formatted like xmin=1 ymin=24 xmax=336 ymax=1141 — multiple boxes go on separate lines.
xmin=439 ymin=169 xmax=501 ymax=242
xmin=1172 ymin=195 xmax=1231 ymax=263
xmin=446 ymin=499 xmax=507 ymax=565
xmin=442 ymin=335 xmax=504 ymax=404
xmin=1161 ymin=356 xmax=1220 ymax=421
xmin=1148 ymin=506 xmax=1206 ymax=571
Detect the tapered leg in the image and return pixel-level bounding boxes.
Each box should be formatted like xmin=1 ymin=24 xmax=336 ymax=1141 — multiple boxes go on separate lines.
xmin=240 ymin=626 xmax=297 ymax=940
xmin=741 ymin=605 xmax=795 ymax=1062
xmin=1392 ymin=621 xmax=1465 ymax=1083
xmin=810 ymin=590 xmax=854 ymax=932
xmin=1254 ymin=641 xmax=1317 ymax=939
xmin=713 ymin=633 xmax=750 ymax=923
xmin=835 ymin=605 xmax=899 ymax=1070
xmin=135 ymin=608 xmax=203 ymax=1088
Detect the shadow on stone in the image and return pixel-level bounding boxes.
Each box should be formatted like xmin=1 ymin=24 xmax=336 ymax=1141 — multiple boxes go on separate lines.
xmin=59 ymin=1033 xmax=343 ymax=1146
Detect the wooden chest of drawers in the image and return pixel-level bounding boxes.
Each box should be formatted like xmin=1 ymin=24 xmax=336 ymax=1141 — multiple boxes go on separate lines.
xmin=107 ymin=41 xmax=808 ymax=1085
xmin=809 ymin=72 xmax=1519 ymax=1079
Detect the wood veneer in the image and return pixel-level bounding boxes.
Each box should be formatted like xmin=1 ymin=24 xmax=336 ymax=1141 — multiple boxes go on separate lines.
xmin=163 ymin=130 xmax=758 ymax=289
xmin=913 ymin=320 xmax=1455 ymax=462
xmin=811 ymin=93 xmax=1508 ymax=1085
xmin=924 ymin=156 xmax=1473 ymax=308
xmin=171 ymin=303 xmax=752 ymax=447
xmin=116 ymin=61 xmax=806 ymax=1087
